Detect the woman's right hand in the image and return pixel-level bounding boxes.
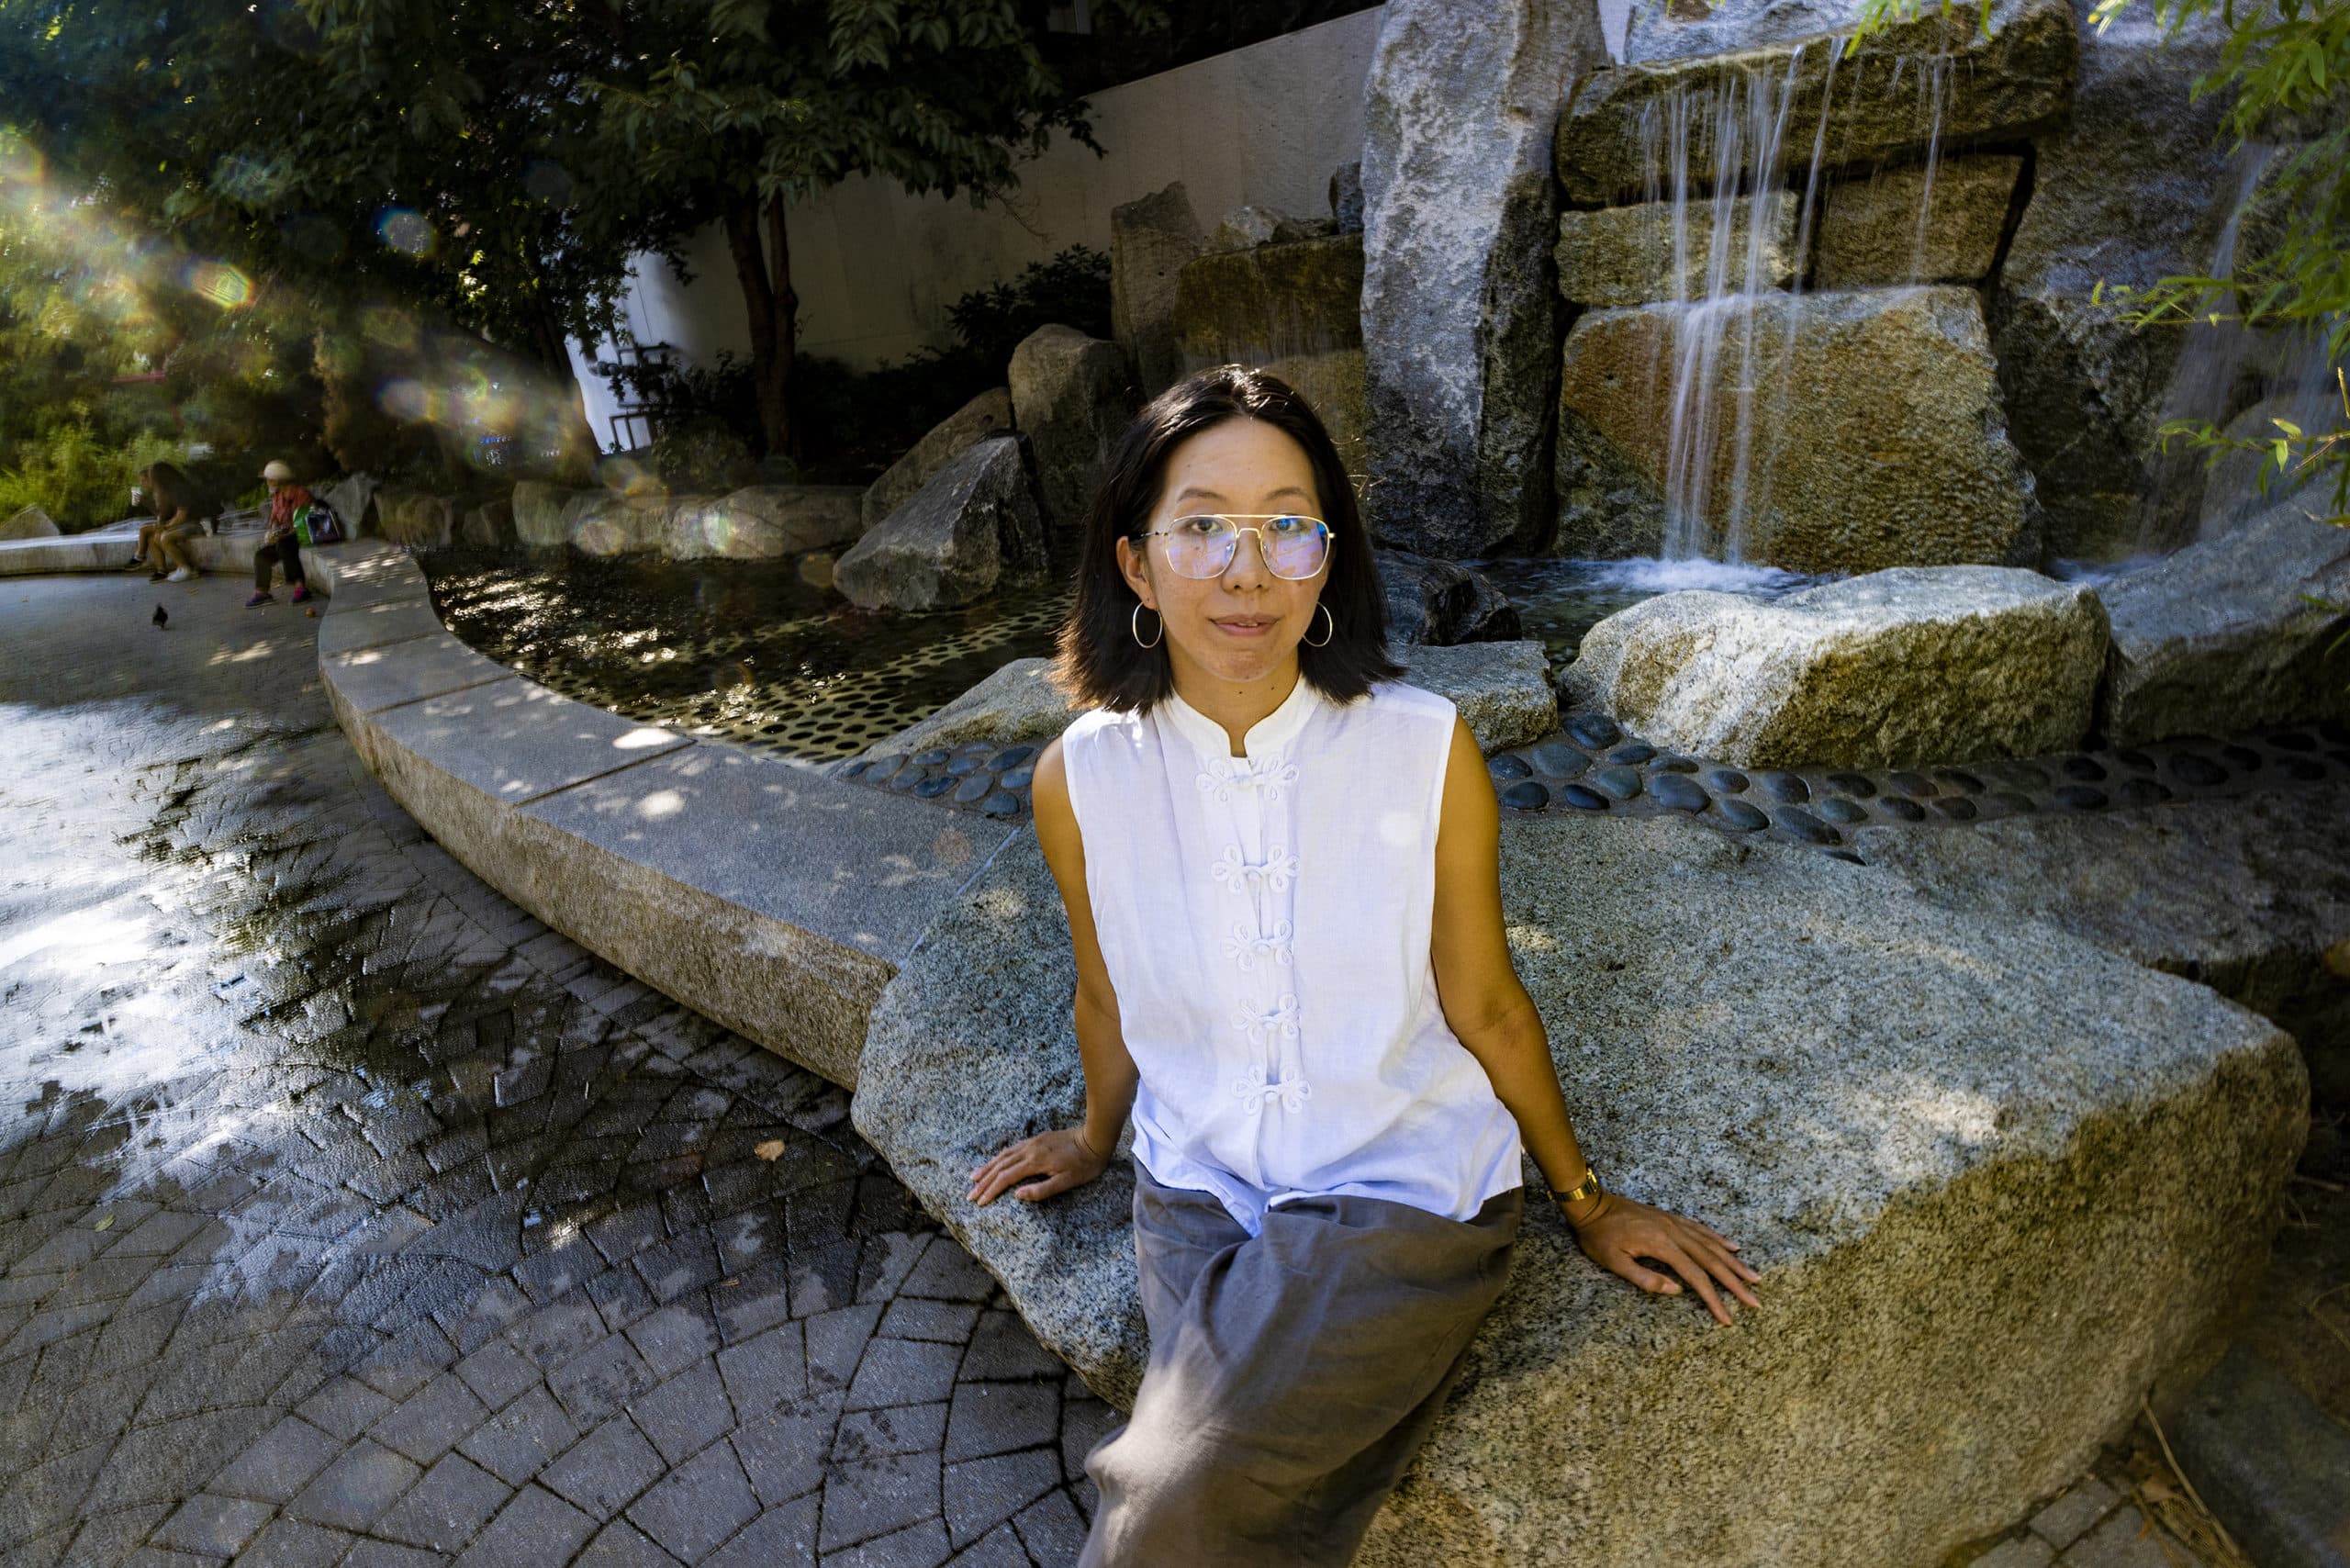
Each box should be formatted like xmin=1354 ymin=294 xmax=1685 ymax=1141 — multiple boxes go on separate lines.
xmin=968 ymin=1127 xmax=1109 ymax=1207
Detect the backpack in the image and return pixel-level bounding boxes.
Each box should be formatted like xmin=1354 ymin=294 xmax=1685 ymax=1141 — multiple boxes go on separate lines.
xmin=293 ymin=503 xmax=344 ymax=546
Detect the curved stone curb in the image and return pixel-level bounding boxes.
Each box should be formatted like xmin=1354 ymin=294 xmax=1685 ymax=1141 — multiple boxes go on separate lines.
xmin=300 ymin=539 xmax=1021 ymax=1089
xmin=855 ymin=813 xmax=2310 ymax=1566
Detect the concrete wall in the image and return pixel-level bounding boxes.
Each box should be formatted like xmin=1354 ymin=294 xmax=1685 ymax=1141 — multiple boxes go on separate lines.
xmin=571 ymin=7 xmax=1388 ymax=448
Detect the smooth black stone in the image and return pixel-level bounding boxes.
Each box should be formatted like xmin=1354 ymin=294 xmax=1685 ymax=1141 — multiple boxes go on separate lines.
xmin=1760 ymin=772 xmax=1810 ymax=803
xmin=2269 ymin=730 xmax=2318 ymax=752
xmin=2113 ymin=749 xmax=2156 ymax=772
xmin=1887 ymin=770 xmax=1940 ymax=799
xmin=760 ymin=722 xmax=787 ymax=734
xmin=1651 ymin=754 xmax=1700 ymax=774
xmin=1530 ymin=741 xmax=1591 ymax=778
xmin=952 ymin=773 xmax=993 ymax=803
xmin=1774 ymin=807 xmax=1839 ymax=846
xmin=1489 ymin=753 xmax=1534 ymax=781
xmin=2169 ymin=753 xmax=2227 ymax=787
xmin=838 ymin=758 xmax=871 ymax=779
xmin=2321 ymin=718 xmax=2350 ymax=745
xmin=1705 ymin=768 xmax=1750 ymax=795
xmin=1607 ymin=742 xmax=1657 ymax=766
xmin=1651 ymin=774 xmax=1708 ymax=812
xmin=1825 ymin=772 xmax=1876 ymax=799
xmin=1877 ymin=796 xmax=1927 ymax=823
xmin=1561 ymin=783 xmax=1610 ymax=811
xmin=988 ymin=745 xmax=1037 ymax=771
xmin=1500 ymin=780 xmax=1550 ymax=812
xmin=2332 ymin=748 xmax=2350 ymax=768
xmin=913 ymin=774 xmax=957 ymax=798
xmin=981 ymin=790 xmax=1023 ymax=818
xmin=1984 ymin=791 xmax=2037 ymax=814
xmin=945 ymin=754 xmax=986 ymax=776
xmin=1934 ymin=769 xmax=1986 ymax=795
xmin=1713 ymin=797 xmax=1768 ymax=831
xmin=913 ymin=747 xmax=952 ymax=767
xmin=1591 ymin=766 xmax=1644 ymax=801
xmin=2115 ymin=778 xmax=2171 ymax=807
xmin=890 ymin=768 xmax=928 ymax=791
xmin=2280 ymin=756 xmax=2326 ymax=781
xmin=1814 ymin=798 xmax=1867 ymax=824
xmin=2222 ymin=745 xmax=2264 ymax=770
xmin=1566 ymin=712 xmax=1621 ymax=748
xmin=2060 ymin=756 xmax=2108 ymax=782
xmin=1823 ymin=848 xmax=1866 ymax=865
xmin=1930 ymin=797 xmax=1978 ymax=822
xmin=2004 ymin=762 xmax=2051 ymax=790
xmin=2053 ymin=784 xmax=2109 ymax=811
xmin=999 ymin=765 xmax=1035 ymax=790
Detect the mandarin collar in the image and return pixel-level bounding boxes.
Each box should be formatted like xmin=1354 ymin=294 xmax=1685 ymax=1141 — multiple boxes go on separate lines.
xmin=1160 ymin=672 xmax=1322 ymax=762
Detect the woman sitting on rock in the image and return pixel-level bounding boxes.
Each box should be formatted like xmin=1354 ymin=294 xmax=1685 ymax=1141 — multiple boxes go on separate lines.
xmin=968 ymin=365 xmax=1762 ymax=1566
xmin=126 ymin=462 xmax=212 ymax=583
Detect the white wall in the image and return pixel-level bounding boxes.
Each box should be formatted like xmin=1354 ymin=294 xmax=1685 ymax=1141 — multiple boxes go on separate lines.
xmin=574 ymin=7 xmax=1387 ymax=449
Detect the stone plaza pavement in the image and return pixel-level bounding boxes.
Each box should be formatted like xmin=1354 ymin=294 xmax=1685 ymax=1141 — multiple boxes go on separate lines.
xmin=0 ymin=573 xmax=2245 ymax=1568
xmin=0 ymin=575 xmax=1114 ymax=1565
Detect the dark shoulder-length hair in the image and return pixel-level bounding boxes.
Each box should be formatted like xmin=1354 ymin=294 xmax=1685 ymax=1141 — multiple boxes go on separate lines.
xmin=144 ymin=462 xmax=210 ymax=523
xmin=1051 ymin=364 xmax=1400 ymax=712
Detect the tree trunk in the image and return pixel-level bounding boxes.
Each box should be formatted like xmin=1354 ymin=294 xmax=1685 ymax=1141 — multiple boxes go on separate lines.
xmin=722 ymin=196 xmax=800 ymax=459
xmin=523 ymin=307 xmax=602 ymax=485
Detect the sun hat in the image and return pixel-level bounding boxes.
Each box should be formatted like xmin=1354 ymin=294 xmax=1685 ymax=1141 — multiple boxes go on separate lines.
xmin=262 ymin=460 xmax=296 ymax=482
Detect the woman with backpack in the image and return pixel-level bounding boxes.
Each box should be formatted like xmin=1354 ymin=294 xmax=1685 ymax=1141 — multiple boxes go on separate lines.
xmin=248 ymin=460 xmax=317 ymax=607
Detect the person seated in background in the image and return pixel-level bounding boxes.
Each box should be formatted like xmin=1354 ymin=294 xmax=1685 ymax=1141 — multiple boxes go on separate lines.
xmin=249 ymin=459 xmax=314 ymax=608
xmin=126 ymin=462 xmax=212 ymax=582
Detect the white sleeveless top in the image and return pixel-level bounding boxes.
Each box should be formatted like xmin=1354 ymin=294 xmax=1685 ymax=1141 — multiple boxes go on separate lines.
xmin=1059 ymin=675 xmax=1524 ymax=1235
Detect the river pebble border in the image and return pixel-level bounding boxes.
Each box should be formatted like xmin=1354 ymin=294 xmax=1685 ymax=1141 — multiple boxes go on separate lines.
xmin=831 ymin=713 xmax=2350 ymax=857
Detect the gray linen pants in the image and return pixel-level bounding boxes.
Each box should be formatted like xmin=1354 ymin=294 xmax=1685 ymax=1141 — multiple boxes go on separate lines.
xmin=1079 ymin=1165 xmax=1523 ymax=1567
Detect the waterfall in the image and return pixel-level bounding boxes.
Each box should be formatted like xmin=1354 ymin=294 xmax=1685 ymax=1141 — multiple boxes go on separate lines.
xmin=1635 ymin=42 xmax=1958 ymax=564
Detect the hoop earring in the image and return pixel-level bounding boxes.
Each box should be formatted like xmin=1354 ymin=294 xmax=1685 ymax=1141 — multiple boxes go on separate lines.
xmin=1303 ymin=602 xmax=1335 ymax=648
xmin=1131 ymin=602 xmax=1163 ymax=650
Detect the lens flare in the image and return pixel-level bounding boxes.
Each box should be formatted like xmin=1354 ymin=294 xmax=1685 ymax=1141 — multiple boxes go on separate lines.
xmin=361 ymin=305 xmax=419 ymax=350
xmin=377 ymin=378 xmax=436 ymax=421
xmin=375 ymin=207 xmax=436 ymax=258
xmin=184 ymin=260 xmax=252 ymax=309
xmin=572 ymin=516 xmax=627 ymax=557
xmin=0 ymin=140 xmax=44 ymax=186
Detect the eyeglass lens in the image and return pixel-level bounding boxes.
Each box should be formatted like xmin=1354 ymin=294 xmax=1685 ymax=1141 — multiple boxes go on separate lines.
xmin=1160 ymin=515 xmax=1329 ymax=579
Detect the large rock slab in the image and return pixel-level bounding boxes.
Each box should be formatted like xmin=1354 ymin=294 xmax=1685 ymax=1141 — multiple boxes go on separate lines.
xmin=323 ymin=473 xmax=382 ymax=536
xmin=510 ymin=480 xmax=582 ymax=547
xmin=2098 ymin=501 xmax=2350 ymax=745
xmin=1554 ymin=286 xmax=2040 ymax=572
xmin=1622 ymin=0 xmax=1886 ymax=61
xmin=560 ymin=491 xmax=669 ymax=556
xmin=1562 ymin=566 xmax=2108 ymax=767
xmin=1853 ymin=781 xmax=2350 ymax=1110
xmin=1398 ymin=640 xmax=1557 ymax=753
xmin=376 ymin=490 xmax=460 ymax=549
xmin=1377 ymin=549 xmax=1523 ymax=650
xmin=1555 ymin=195 xmax=1796 ymax=308
xmin=1558 ymin=0 xmax=2076 ymax=207
xmin=1991 ymin=2 xmax=2233 ymax=559
xmin=1174 ymin=234 xmax=1369 ymax=482
xmin=863 ymin=391 xmax=1014 ymax=536
xmin=861 ymin=657 xmax=1080 ymax=759
xmin=1815 ymin=154 xmax=2023 ymax=289
xmin=834 ymin=436 xmax=1046 ymax=612
xmin=1111 ymin=183 xmax=1206 ymax=398
xmin=2 ymin=505 xmax=61 ymax=540
xmin=669 ymin=485 xmax=864 ymax=559
xmin=1007 ymin=326 xmax=1137 ymax=546
xmin=853 ymin=812 xmax=2306 ymax=1565
xmin=1361 ymin=0 xmax=1610 ymax=558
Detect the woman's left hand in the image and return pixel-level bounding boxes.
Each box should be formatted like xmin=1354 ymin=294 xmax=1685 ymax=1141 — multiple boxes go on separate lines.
xmin=1565 ymin=1194 xmax=1762 ymax=1326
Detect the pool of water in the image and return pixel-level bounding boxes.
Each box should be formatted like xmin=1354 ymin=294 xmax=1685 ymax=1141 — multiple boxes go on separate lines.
xmin=420 ymin=549 xmax=1827 ymax=762
xmin=421 ymin=547 xmax=1071 ymax=762
xmin=1471 ymin=555 xmax=1830 ymax=664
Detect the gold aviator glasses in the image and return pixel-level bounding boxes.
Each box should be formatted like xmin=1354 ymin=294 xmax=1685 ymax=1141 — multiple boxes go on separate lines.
xmin=1134 ymin=514 xmax=1334 ymax=580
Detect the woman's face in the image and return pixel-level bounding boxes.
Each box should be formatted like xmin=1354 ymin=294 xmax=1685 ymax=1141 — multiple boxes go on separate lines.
xmin=1115 ymin=417 xmax=1329 ymax=692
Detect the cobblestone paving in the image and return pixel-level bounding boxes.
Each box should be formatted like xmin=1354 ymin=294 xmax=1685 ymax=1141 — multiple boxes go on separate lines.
xmin=0 ymin=576 xmax=1113 ymax=1565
